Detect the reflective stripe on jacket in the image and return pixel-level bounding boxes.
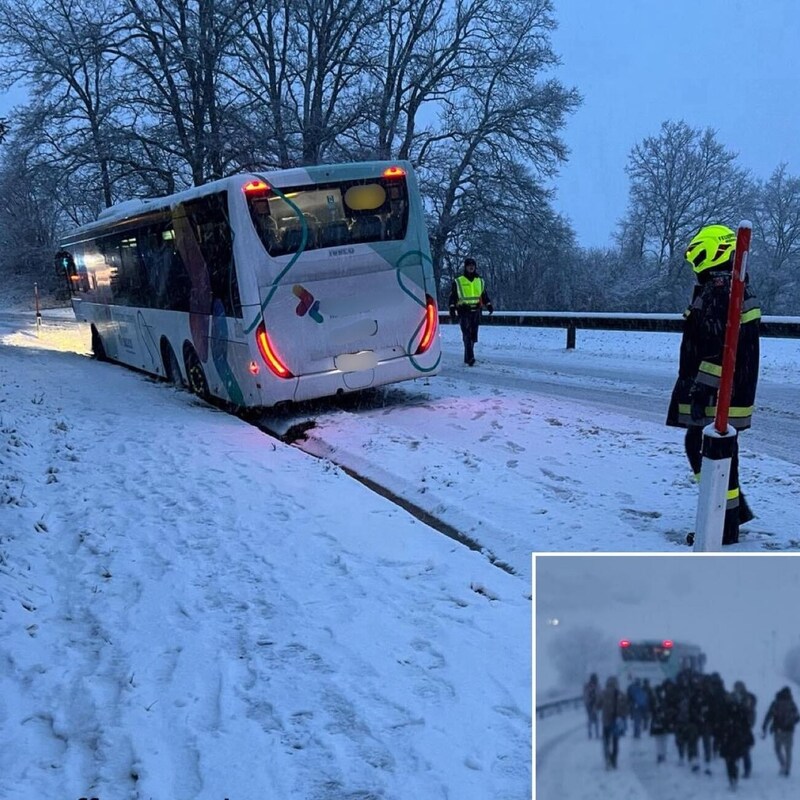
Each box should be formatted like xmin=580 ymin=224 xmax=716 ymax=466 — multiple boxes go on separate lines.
xmin=666 ymin=271 xmax=760 ymax=430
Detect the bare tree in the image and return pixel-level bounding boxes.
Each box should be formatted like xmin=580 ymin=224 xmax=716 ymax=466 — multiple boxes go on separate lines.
xmin=117 ymin=0 xmax=249 ymax=184
xmin=234 ymin=0 xmax=386 ymax=167
xmin=623 ymin=120 xmax=750 ymax=268
xmin=0 ymin=0 xmax=127 ymax=206
xmin=421 ymin=0 xmax=579 ymax=297
xmin=231 ymin=0 xmax=297 ymax=168
xmin=0 ymin=138 xmax=66 ymax=292
xmin=748 ymin=164 xmax=800 ymax=313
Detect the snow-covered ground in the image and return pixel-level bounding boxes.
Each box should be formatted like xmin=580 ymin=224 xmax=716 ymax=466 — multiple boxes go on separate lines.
xmin=0 ymin=311 xmax=530 ymax=800
xmin=2 ymin=307 xmax=799 ymax=799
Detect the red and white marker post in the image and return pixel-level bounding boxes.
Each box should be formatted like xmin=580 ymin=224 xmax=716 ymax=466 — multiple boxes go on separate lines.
xmin=693 ymin=221 xmax=752 ymax=552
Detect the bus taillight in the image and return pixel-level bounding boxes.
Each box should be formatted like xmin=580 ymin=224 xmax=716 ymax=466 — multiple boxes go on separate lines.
xmin=382 ymin=166 xmax=406 ymax=179
xmin=415 ymin=294 xmax=438 ymax=355
xmin=244 ymin=179 xmax=270 ymax=193
xmin=256 ymin=321 xmax=294 ymax=378
xmin=620 ymin=639 xmax=631 ymax=648
xmin=663 ymin=640 xmax=673 ymax=648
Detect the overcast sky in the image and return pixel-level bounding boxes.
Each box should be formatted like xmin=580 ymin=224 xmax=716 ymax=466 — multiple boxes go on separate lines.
xmin=550 ymin=0 xmax=800 ymax=249
xmin=535 ymin=554 xmax=800 ymax=698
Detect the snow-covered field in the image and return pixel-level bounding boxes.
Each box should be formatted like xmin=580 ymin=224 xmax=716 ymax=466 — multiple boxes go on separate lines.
xmin=0 ymin=311 xmax=530 ymax=800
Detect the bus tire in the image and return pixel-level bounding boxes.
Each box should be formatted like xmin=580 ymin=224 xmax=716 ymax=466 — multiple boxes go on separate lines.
xmin=183 ymin=345 xmax=210 ymax=400
xmin=162 ymin=340 xmax=185 ymax=388
xmin=91 ymin=326 xmax=107 ymax=361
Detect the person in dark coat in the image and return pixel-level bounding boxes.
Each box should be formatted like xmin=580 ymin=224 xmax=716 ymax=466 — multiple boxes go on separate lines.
xmin=596 ymin=676 xmax=629 ymax=770
xmin=697 ymin=674 xmax=718 ymax=774
xmin=448 ymin=257 xmax=493 ymax=366
xmin=720 ymin=690 xmax=756 ymax=790
xmin=707 ymin=672 xmax=728 ymax=758
xmin=650 ymin=679 xmax=676 ymax=764
xmin=666 ymin=224 xmax=761 ymax=545
xmin=583 ymin=673 xmax=600 ymax=739
xmin=673 ymin=669 xmax=701 ymax=770
xmin=762 ymin=686 xmax=800 ymax=776
xmin=732 ymin=680 xmax=757 ymax=777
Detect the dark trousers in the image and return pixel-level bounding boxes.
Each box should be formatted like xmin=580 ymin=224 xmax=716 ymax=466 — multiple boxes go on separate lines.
xmin=602 ymin=724 xmax=620 ymax=767
xmin=684 ymin=426 xmax=749 ymax=544
xmin=725 ymin=756 xmax=739 ymax=784
xmin=458 ymin=309 xmax=480 ymax=364
xmin=701 ymin=730 xmax=713 ymax=763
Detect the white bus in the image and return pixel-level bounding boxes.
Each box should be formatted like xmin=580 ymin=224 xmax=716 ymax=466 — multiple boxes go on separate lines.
xmin=57 ymin=161 xmax=441 ymax=409
xmin=618 ymin=639 xmax=706 ymax=686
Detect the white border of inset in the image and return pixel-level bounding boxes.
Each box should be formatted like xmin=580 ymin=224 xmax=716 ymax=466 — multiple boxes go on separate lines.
xmin=531 ymin=551 xmax=800 ymax=800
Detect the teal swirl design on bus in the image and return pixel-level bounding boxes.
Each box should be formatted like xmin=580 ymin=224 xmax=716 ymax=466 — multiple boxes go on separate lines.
xmin=211 ymin=299 xmax=245 ymax=406
xmin=244 ymin=174 xmax=309 ymax=335
xmin=395 ymin=249 xmax=441 ymax=373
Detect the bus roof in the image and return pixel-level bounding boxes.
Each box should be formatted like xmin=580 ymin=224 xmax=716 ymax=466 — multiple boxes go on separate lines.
xmin=62 ymin=161 xmax=413 ymax=240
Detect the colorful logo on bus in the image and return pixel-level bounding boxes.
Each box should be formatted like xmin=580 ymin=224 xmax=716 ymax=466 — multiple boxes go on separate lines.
xmin=292 ymin=285 xmax=323 ymax=323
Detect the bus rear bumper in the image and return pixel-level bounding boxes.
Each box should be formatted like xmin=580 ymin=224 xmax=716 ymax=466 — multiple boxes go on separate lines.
xmin=291 ymin=351 xmax=440 ymax=402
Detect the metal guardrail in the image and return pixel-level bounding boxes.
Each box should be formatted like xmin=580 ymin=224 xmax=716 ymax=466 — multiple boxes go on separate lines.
xmin=536 ymin=695 xmax=584 ymax=719
xmin=440 ymin=311 xmax=800 ymax=349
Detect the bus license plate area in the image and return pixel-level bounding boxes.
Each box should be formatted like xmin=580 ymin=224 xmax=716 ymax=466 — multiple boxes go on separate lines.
xmin=334 ymin=351 xmax=378 ymax=372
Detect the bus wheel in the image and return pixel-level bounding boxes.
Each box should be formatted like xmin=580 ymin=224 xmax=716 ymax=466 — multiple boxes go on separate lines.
xmin=162 ymin=341 xmax=185 ymax=388
xmin=91 ymin=326 xmax=107 ymax=361
xmin=183 ymin=345 xmax=210 ymax=399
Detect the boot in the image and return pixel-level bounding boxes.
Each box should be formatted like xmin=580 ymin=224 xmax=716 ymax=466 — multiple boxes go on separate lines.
xmin=739 ymin=493 xmax=754 ymax=525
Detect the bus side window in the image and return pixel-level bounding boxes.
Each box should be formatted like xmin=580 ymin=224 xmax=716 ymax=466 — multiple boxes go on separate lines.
xmin=136 ymin=219 xmax=190 ymax=312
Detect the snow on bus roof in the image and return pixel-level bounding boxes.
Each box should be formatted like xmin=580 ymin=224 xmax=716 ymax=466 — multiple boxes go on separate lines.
xmin=63 ymin=161 xmax=409 ymax=237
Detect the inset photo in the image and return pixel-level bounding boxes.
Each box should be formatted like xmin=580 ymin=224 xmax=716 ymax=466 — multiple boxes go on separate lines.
xmin=534 ymin=554 xmax=800 ymax=799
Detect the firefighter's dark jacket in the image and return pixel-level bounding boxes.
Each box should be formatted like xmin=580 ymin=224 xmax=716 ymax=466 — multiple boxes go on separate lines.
xmin=666 ymin=269 xmax=761 ymax=430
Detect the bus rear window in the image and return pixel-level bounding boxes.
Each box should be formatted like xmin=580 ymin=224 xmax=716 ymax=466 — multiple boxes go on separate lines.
xmin=246 ymin=176 xmax=409 ymax=257
xmin=621 ymin=644 xmax=671 ymax=662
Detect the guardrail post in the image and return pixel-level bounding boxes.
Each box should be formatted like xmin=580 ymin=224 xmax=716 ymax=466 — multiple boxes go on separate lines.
xmin=566 ymin=324 xmax=576 ymax=349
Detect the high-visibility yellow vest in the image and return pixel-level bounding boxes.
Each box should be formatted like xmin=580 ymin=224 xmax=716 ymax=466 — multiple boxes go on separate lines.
xmin=456 ymin=275 xmax=484 ymax=306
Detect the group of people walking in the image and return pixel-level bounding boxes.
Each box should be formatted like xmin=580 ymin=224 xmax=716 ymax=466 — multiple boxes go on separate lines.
xmin=583 ymin=671 xmax=800 ymax=790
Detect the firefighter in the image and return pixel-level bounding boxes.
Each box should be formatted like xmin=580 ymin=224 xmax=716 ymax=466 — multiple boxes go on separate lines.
xmin=448 ymin=257 xmax=493 ymax=366
xmin=666 ymin=224 xmax=761 ymax=545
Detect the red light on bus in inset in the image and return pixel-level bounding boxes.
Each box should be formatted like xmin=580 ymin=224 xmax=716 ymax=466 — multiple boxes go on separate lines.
xmin=619 ymin=640 xmax=631 ymax=648
xmin=244 ymin=179 xmax=270 ymax=192
xmin=415 ymin=294 xmax=438 ymax=354
xmin=256 ymin=322 xmax=293 ymax=379
xmin=662 ymin=640 xmax=673 ymax=649
xmin=382 ymin=166 xmax=406 ymax=179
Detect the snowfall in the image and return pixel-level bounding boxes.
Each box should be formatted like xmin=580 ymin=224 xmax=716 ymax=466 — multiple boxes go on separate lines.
xmin=1 ymin=306 xmax=800 ymax=799
xmin=535 ymin=554 xmax=800 ymax=800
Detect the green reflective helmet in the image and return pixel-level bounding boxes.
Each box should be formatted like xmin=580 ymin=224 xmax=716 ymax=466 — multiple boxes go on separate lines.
xmin=685 ymin=224 xmax=736 ymax=274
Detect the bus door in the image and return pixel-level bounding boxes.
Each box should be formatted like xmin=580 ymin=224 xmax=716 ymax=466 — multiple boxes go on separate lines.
xmin=174 ymin=193 xmax=252 ymax=405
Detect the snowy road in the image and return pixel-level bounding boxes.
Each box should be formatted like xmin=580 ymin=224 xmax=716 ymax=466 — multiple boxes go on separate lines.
xmin=536 ymin=708 xmax=798 ymax=799
xmin=439 ymin=341 xmax=800 ymax=467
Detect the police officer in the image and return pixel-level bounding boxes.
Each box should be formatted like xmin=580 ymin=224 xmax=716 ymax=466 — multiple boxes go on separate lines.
xmin=666 ymin=224 xmax=761 ymax=545
xmin=448 ymin=257 xmax=493 ymax=366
